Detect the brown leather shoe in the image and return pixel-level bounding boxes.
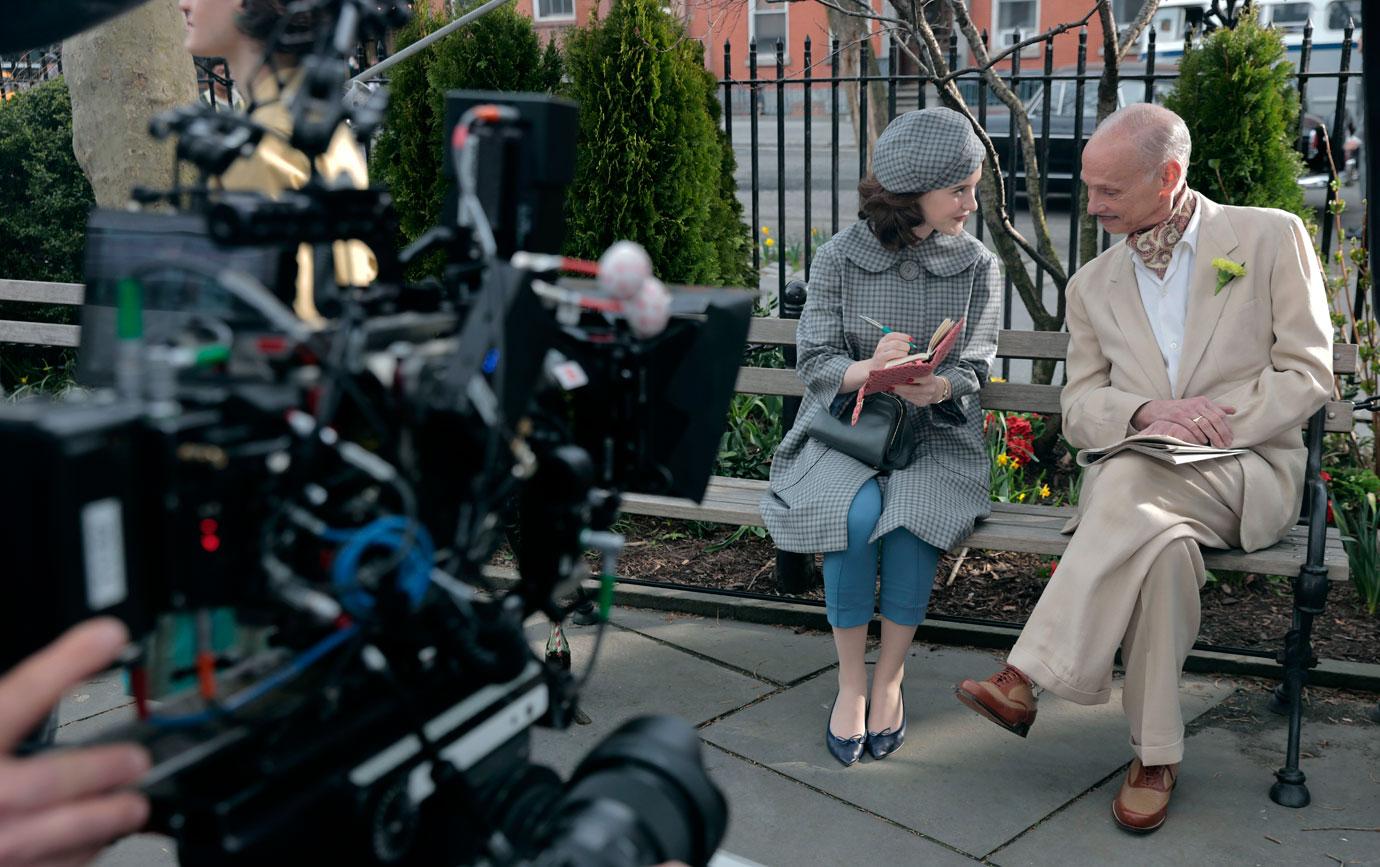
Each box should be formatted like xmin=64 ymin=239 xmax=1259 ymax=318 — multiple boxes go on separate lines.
xmin=1112 ymin=759 xmax=1179 ymax=833
xmin=954 ymin=665 xmax=1038 ymax=737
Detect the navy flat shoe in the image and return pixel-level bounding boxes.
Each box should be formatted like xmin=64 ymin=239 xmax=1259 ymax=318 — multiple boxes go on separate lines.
xmin=826 ymin=696 xmax=866 ymax=767
xmin=867 ymin=688 xmax=907 ymax=760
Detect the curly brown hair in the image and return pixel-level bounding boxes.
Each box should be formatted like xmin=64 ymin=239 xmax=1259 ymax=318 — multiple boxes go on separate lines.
xmin=237 ymin=0 xmax=327 ymax=55
xmin=856 ymin=174 xmax=926 ymax=251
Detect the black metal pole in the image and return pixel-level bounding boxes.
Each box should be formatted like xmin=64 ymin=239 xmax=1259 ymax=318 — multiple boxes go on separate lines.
xmin=804 ymin=35 xmax=814 ymax=279
xmin=1319 ymin=19 xmax=1354 ymax=264
xmin=1361 ymin=0 xmax=1380 ymax=728
xmin=750 ymin=41 xmax=761 ymax=272
xmin=777 ymin=39 xmax=787 ymax=311
xmin=1068 ymin=28 xmax=1088 ymax=275
xmin=831 ymin=38 xmax=840 ymax=236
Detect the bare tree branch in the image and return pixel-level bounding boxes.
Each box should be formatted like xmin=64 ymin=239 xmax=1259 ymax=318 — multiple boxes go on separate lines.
xmin=1116 ymin=0 xmax=1161 ymax=62
xmin=946 ymin=0 xmax=1067 ymax=287
xmin=936 ymin=8 xmax=1098 ymax=84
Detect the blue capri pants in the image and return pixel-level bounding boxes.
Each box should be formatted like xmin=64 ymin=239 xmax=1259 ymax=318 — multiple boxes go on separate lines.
xmin=822 ymin=478 xmax=941 ymax=629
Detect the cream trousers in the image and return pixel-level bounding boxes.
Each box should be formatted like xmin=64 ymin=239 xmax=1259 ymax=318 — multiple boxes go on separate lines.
xmin=1008 ymin=452 xmax=1245 ymax=766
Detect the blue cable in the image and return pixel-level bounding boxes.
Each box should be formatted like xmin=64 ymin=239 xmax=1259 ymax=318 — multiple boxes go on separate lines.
xmin=328 ymin=517 xmax=434 ymax=616
xmin=148 ymin=625 xmax=360 ymax=729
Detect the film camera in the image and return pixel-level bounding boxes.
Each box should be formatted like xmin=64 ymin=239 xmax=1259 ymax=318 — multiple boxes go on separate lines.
xmin=0 ymin=1 xmax=752 ymax=864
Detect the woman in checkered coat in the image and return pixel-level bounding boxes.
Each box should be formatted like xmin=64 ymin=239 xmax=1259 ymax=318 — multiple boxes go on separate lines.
xmin=761 ymin=108 xmax=1001 ymax=766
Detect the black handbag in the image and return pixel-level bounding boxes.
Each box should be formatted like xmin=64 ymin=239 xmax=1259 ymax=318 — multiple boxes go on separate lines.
xmin=806 ymin=391 xmax=917 ymax=471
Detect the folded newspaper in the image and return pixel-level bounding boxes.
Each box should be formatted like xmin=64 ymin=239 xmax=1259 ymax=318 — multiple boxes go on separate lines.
xmin=1075 ymin=434 xmax=1248 ymax=468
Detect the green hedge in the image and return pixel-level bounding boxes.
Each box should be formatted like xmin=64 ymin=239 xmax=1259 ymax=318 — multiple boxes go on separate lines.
xmin=0 ymin=79 xmax=93 ymax=390
xmin=562 ymin=0 xmax=754 ymax=287
xmin=1163 ymin=10 xmax=1308 ymax=219
xmin=370 ymin=2 xmax=562 ymax=276
xmin=0 ymin=79 xmax=93 ymax=284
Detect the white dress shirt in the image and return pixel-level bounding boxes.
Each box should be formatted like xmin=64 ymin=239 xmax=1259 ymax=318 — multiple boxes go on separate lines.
xmin=1130 ymin=200 xmax=1202 ymax=397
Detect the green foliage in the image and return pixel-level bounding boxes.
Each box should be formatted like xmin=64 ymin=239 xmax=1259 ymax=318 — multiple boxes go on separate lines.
xmin=1323 ymin=466 xmax=1380 ymax=613
xmin=1163 ymin=6 xmax=1308 ymax=219
xmin=370 ymin=2 xmax=562 ymax=276
xmin=0 ymin=78 xmax=93 ymax=391
xmin=562 ymin=0 xmax=753 ymax=287
xmin=0 ymin=79 xmax=93 ymax=284
xmin=714 ymin=343 xmax=785 ymax=480
xmin=1329 ymin=489 xmax=1380 ymax=615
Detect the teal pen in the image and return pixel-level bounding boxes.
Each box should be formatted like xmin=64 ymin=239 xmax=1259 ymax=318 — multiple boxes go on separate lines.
xmin=858 ymin=315 xmax=920 ymax=351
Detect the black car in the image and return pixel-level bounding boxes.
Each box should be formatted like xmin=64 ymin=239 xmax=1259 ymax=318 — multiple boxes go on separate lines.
xmin=977 ymin=65 xmax=1169 ymax=200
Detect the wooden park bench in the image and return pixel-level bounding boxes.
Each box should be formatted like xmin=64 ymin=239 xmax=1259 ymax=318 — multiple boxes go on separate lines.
xmin=1 ymin=276 xmax=1359 ymax=806
xmin=618 ymin=281 xmax=1357 ymax=809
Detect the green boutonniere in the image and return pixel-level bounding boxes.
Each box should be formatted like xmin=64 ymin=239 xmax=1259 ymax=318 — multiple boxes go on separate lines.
xmin=1212 ymin=257 xmax=1246 ymax=295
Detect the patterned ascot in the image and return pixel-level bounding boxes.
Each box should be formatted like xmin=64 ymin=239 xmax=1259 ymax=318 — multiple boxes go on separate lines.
xmin=1125 ymin=187 xmax=1199 ymax=279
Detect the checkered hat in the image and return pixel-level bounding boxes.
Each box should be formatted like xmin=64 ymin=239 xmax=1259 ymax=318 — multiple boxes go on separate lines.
xmin=871 ymin=107 xmax=984 ymax=195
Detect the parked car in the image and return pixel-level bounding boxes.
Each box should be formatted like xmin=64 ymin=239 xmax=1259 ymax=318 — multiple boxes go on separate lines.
xmin=977 ymin=64 xmax=1166 ymax=200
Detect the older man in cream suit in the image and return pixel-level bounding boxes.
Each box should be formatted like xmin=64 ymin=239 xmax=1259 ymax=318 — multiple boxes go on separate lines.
xmin=955 ymin=104 xmax=1333 ymax=833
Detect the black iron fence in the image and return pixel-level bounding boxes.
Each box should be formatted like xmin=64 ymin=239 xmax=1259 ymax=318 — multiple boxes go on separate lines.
xmin=721 ymin=21 xmax=1363 ymax=336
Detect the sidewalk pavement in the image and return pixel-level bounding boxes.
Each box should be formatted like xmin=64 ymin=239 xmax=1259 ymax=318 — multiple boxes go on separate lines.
xmin=73 ymin=606 xmax=1379 ymax=866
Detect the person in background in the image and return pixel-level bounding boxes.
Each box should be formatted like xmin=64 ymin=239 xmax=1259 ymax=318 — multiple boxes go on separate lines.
xmin=178 ymin=0 xmax=377 ymax=324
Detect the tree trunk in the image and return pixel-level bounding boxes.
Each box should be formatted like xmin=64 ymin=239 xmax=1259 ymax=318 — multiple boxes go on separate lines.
xmin=63 ymin=0 xmax=198 ymax=207
xmin=826 ymin=8 xmax=888 ymax=160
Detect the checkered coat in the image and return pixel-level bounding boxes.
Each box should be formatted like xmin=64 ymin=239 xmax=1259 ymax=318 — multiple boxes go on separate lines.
xmin=761 ymin=221 xmax=1001 ymax=553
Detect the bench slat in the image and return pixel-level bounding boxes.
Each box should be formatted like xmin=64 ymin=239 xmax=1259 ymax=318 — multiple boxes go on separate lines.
xmin=0 ymin=321 xmax=80 ymax=347
xmin=734 ymin=369 xmax=1355 ymax=433
xmin=0 ymin=280 xmax=85 ymax=306
xmin=621 ymin=477 xmax=1349 ymax=579
xmin=739 ymin=319 xmax=1357 ymax=375
xmin=746 ymin=317 xmax=798 ymax=345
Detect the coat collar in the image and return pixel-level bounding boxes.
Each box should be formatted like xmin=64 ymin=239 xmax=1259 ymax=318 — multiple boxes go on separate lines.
xmin=1103 ymin=194 xmax=1240 ymax=398
xmin=832 ymin=221 xmax=984 ymax=277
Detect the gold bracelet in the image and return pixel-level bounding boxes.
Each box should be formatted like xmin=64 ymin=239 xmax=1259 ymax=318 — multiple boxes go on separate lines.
xmin=940 ymin=376 xmax=952 ymax=402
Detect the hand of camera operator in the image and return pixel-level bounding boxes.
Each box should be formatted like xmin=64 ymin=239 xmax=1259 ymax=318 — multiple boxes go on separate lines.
xmin=0 ymin=619 xmax=150 ymax=867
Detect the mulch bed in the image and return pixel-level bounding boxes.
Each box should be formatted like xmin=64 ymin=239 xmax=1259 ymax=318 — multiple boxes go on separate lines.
xmin=496 ymin=515 xmax=1380 ymax=665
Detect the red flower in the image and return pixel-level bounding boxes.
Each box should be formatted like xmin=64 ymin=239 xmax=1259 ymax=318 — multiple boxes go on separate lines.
xmin=1320 ymin=471 xmax=1334 ymax=523
xmin=1006 ymin=416 xmax=1035 ymax=461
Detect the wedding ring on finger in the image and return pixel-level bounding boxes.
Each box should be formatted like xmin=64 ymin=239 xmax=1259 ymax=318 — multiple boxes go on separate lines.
xmin=1190 ymin=415 xmax=1205 ymax=424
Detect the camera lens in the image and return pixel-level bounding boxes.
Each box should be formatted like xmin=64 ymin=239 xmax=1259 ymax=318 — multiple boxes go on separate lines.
xmin=534 ymin=715 xmax=727 ymax=867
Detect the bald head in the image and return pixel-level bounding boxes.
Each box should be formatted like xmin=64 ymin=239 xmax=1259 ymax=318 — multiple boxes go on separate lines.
xmin=1087 ymin=103 xmax=1192 ymax=179
xmin=1080 ymin=105 xmax=1192 ymax=235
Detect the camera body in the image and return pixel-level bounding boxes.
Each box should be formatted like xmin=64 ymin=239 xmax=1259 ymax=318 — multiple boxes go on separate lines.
xmin=0 ymin=3 xmax=750 ymax=864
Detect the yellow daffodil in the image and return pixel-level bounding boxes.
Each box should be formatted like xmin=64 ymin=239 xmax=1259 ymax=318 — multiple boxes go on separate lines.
xmin=996 ymin=452 xmax=1009 ymax=466
xmin=1010 ymin=457 xmax=1021 ymax=469
xmin=1016 ymin=492 xmax=1027 ymax=502
xmin=1040 ymin=484 xmax=1051 ymax=498
xmin=760 ymin=225 xmax=770 ymax=235
xmin=765 ymin=237 xmax=775 ymax=247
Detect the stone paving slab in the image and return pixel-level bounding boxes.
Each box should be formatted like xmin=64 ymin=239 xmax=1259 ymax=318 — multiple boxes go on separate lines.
xmin=699 ymin=644 xmax=1233 ymax=859
xmin=525 ymin=620 xmax=774 ymax=777
xmin=609 ymin=607 xmax=839 ymax=685
xmin=702 ymin=743 xmax=979 ymax=866
xmin=990 ymin=723 xmax=1380 ymax=867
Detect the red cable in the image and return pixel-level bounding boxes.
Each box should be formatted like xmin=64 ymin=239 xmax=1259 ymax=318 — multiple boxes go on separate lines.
xmin=196 ymin=652 xmax=217 ymax=700
xmin=130 ymin=666 xmax=149 ymax=721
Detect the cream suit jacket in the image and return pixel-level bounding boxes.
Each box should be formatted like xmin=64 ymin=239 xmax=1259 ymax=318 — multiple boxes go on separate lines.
xmin=1060 ymin=195 xmax=1333 ymax=552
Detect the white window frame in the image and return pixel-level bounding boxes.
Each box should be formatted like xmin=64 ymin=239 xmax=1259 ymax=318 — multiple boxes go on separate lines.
xmin=990 ymin=0 xmax=1040 ymax=54
xmin=533 ymin=0 xmax=576 ymax=24
xmin=748 ymin=0 xmax=790 ymax=59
